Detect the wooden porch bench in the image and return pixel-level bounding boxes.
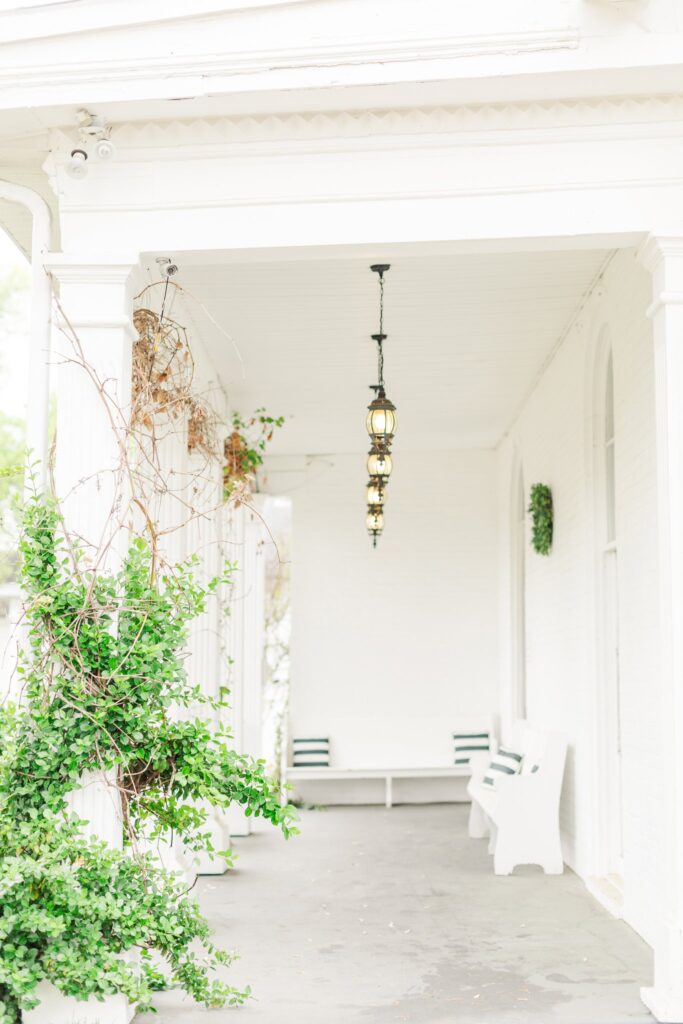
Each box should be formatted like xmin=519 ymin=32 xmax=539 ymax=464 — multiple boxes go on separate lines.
xmin=467 ymin=722 xmax=567 ymax=875
xmin=284 ymin=765 xmax=470 ymax=808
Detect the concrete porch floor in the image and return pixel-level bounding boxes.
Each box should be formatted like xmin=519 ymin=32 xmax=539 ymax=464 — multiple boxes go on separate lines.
xmin=136 ymin=804 xmax=654 ymax=1023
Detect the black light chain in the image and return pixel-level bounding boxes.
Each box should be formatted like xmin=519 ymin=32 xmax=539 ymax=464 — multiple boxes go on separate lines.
xmin=377 ymin=270 xmax=385 ymax=389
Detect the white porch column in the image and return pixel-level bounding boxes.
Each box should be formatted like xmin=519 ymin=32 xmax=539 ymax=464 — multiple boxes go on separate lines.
xmin=30 ymin=256 xmax=139 ymax=1024
xmin=184 ymin=450 xmax=231 ymax=871
xmin=639 ymin=235 xmax=683 ymax=1023
xmin=242 ymin=503 xmax=266 ymax=758
xmin=48 ymin=256 xmax=139 ymax=572
xmin=47 ymin=256 xmax=139 ymax=852
xmin=224 ymin=502 xmax=266 ymax=836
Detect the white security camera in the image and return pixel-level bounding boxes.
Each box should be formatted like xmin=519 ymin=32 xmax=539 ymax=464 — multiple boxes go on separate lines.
xmin=95 ymin=138 xmax=115 ymax=161
xmin=66 ymin=149 xmax=88 ymax=179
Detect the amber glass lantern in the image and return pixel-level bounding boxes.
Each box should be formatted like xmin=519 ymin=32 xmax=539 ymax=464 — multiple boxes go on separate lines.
xmin=366 ymin=386 xmax=397 ymax=449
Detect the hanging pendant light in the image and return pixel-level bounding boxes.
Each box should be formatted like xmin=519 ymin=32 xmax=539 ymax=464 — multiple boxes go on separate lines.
xmin=364 ymin=264 xmax=396 ymax=547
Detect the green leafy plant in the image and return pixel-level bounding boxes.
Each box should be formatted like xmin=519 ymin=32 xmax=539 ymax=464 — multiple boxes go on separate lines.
xmin=223 ymin=408 xmax=285 ymax=497
xmin=0 ymin=494 xmax=298 ymax=1023
xmin=528 ymin=483 xmax=553 ymax=556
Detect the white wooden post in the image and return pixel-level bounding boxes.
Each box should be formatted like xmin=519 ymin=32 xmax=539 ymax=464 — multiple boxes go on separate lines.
xmin=26 ymin=255 xmax=140 ymax=1024
xmin=184 ymin=450 xmax=231 ymax=872
xmin=639 ymin=235 xmax=683 ymax=1023
xmin=223 ymin=502 xmax=266 ymax=836
xmin=48 ymin=255 xmax=140 ymax=849
xmin=242 ymin=504 xmax=266 ymax=758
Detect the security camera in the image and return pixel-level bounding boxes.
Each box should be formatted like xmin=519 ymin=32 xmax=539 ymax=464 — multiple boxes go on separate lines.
xmin=66 ymin=149 xmax=88 ymax=180
xmin=156 ymin=256 xmax=179 ymax=277
xmin=95 ymin=138 xmax=115 ymax=161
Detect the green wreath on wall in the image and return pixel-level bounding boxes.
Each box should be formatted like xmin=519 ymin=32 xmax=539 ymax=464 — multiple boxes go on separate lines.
xmin=528 ymin=483 xmax=553 ymax=556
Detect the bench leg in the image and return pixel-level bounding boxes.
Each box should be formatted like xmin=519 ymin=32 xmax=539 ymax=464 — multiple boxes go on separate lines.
xmin=494 ymin=850 xmax=515 ymax=876
xmin=385 ymin=776 xmax=392 ymax=809
xmin=487 ymin=820 xmax=498 ymax=855
xmin=493 ymin=825 xmax=564 ymax=875
xmin=468 ymin=800 xmax=489 ymax=839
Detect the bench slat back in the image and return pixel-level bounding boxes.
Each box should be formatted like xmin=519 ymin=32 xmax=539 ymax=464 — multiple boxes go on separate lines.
xmin=508 ymin=719 xmax=567 ymax=792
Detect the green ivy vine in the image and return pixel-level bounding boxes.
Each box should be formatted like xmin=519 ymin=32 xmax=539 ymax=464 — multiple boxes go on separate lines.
xmin=528 ymin=483 xmax=554 ymax=556
xmin=0 ymin=494 xmax=298 ymax=1023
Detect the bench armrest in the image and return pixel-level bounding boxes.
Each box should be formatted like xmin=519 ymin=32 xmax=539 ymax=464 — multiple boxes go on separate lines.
xmin=468 ymin=751 xmax=490 ymax=786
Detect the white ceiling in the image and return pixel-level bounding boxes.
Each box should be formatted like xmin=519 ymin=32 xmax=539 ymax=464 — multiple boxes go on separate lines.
xmin=170 ymin=248 xmax=611 ymax=454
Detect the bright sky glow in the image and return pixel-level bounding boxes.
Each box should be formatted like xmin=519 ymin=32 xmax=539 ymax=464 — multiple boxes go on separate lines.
xmin=0 ymin=229 xmax=30 ymax=420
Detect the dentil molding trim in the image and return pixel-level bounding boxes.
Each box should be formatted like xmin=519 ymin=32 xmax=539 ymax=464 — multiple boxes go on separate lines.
xmin=101 ymin=92 xmax=683 ymax=150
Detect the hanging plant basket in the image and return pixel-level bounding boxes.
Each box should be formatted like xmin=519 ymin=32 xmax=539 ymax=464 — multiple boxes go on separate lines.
xmin=223 ymin=410 xmax=285 ymax=500
xmin=528 ymin=483 xmax=553 ymax=556
xmin=132 ymin=307 xmax=216 ymax=456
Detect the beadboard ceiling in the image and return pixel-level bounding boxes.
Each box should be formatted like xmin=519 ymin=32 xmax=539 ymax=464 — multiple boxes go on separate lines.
xmin=169 ymin=247 xmax=611 ymax=454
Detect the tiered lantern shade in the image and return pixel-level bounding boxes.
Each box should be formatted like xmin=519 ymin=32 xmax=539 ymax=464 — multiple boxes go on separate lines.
xmin=366 ymin=480 xmax=385 ymax=506
xmin=366 ymin=508 xmax=384 ymax=533
xmin=367 ymin=448 xmax=392 ymax=483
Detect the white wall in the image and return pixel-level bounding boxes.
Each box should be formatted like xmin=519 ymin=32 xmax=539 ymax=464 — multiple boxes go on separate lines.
xmin=498 ymin=247 xmax=662 ymax=946
xmin=271 ymin=450 xmax=498 ymax=775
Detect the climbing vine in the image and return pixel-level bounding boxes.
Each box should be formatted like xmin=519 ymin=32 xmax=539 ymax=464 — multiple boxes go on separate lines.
xmin=0 ymin=497 xmax=297 ymax=1022
xmin=0 ymin=280 xmax=295 ymax=1022
xmin=528 ymin=483 xmax=554 ymax=556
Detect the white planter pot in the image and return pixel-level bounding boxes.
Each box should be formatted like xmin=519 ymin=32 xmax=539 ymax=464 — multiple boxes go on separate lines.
xmin=23 ymin=983 xmax=134 ymax=1024
xmin=65 ymin=770 xmax=123 ymax=850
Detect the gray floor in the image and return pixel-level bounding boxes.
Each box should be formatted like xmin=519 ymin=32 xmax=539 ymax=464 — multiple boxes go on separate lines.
xmin=136 ymin=804 xmax=654 ymax=1023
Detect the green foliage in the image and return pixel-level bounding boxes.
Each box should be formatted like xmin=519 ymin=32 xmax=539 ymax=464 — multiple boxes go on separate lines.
xmin=528 ymin=483 xmax=553 ymax=556
xmin=0 ymin=495 xmax=298 ymax=1022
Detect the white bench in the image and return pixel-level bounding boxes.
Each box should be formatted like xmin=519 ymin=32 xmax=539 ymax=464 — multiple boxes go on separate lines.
xmin=467 ymin=721 xmax=567 ymax=875
xmin=284 ymin=765 xmax=470 ymax=808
